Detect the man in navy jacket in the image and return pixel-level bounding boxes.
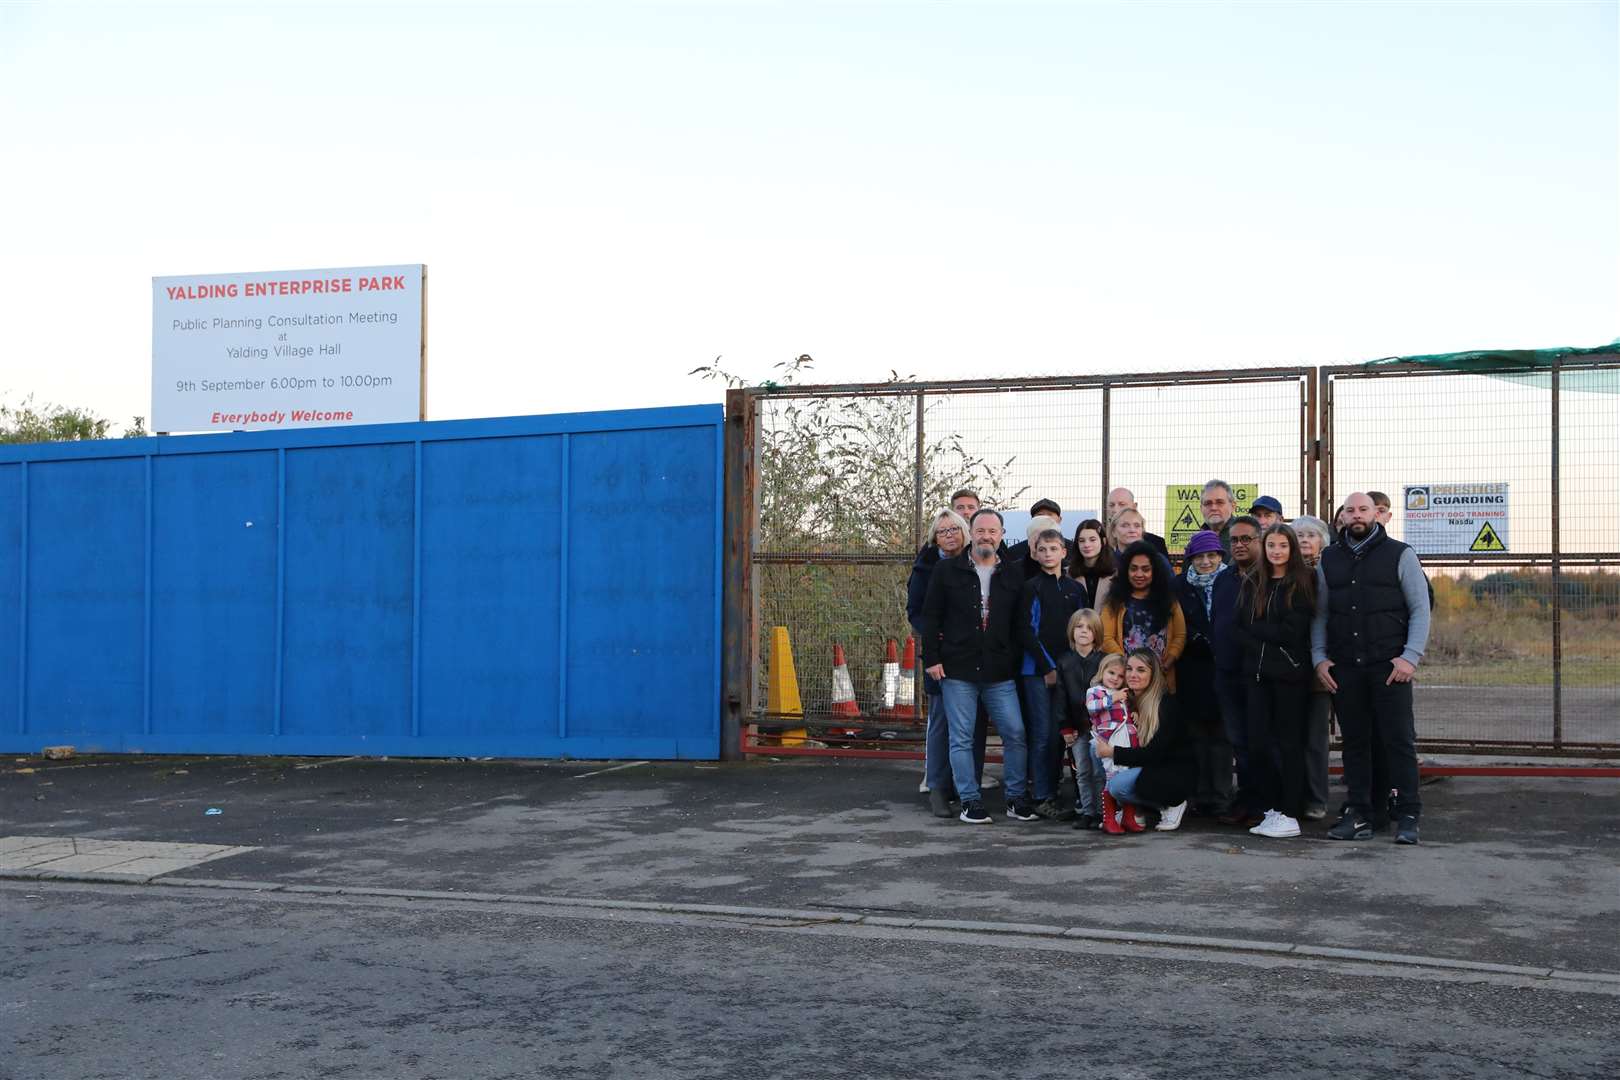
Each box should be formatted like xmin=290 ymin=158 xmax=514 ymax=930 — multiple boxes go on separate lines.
xmin=1211 ymin=514 xmax=1262 ymax=825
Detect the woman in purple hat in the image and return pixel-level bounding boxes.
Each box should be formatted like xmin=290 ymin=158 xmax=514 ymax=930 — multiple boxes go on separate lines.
xmin=1174 ymin=528 xmax=1234 ymax=822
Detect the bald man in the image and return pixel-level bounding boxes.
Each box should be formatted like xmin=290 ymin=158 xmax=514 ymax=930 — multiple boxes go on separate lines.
xmin=1104 ymin=487 xmax=1169 ymax=560
xmin=1312 ymin=492 xmax=1430 ymax=845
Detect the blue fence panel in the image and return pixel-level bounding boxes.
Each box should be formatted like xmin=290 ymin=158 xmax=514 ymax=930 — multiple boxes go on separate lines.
xmin=151 ymin=450 xmax=280 ymax=738
xmin=0 ymin=405 xmax=723 ymax=759
xmin=27 ymin=458 xmax=147 ymax=737
xmin=419 ymin=434 xmax=564 ymax=741
xmin=0 ymin=464 xmax=20 ymax=737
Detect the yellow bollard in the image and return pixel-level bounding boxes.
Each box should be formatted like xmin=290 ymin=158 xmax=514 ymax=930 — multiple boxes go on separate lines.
xmin=767 ymin=625 xmax=807 ymax=747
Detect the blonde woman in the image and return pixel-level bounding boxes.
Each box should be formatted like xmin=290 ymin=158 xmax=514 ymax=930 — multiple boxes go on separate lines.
xmin=1106 ymin=507 xmax=1148 ymax=556
xmin=1092 ymin=649 xmax=1199 ymax=832
xmin=906 ymin=507 xmax=985 ymax=815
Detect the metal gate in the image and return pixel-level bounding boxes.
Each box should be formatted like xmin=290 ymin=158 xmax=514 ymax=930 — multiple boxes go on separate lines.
xmin=723 ymin=358 xmax=1620 ymax=759
xmin=1322 ymin=358 xmax=1620 ymax=754
xmin=721 ymin=368 xmax=1316 ymax=758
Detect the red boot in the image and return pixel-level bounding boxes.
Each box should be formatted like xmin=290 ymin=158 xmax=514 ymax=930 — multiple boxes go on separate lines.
xmin=1100 ymin=791 xmax=1125 ymax=835
xmin=1120 ymin=803 xmax=1146 ymax=833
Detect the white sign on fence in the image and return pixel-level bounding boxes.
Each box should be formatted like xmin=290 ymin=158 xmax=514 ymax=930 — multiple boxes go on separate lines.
xmin=152 ymin=264 xmax=425 ymax=432
xmin=1402 ymin=482 xmax=1509 ymax=554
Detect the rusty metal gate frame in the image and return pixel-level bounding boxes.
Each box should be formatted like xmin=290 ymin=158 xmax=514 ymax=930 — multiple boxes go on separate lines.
xmin=721 ymin=366 xmax=1317 ymax=760
xmin=1318 ymin=357 xmax=1620 ymax=758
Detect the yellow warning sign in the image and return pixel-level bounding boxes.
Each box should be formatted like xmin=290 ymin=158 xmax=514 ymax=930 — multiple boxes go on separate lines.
xmin=1470 ymin=521 xmax=1505 ymax=552
xmin=1164 ymin=483 xmax=1256 ymax=552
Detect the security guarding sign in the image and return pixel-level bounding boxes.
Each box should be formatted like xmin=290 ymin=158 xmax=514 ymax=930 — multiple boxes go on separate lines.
xmin=153 ymin=264 xmax=425 ymax=432
xmin=1165 ymin=483 xmax=1255 ymax=550
xmin=1403 ymin=482 xmax=1509 ymax=554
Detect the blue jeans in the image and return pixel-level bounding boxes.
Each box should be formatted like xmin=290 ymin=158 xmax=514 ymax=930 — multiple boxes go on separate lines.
xmin=940 ymin=678 xmax=1027 ymax=805
xmin=1071 ymin=739 xmax=1105 ymax=816
xmin=925 ymin=692 xmax=986 ymax=795
xmin=1106 ymin=766 xmax=1153 ymax=808
xmin=1019 ymin=674 xmax=1059 ymax=801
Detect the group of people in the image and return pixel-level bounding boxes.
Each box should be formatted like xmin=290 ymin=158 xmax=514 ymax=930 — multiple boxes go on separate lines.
xmin=905 ymin=482 xmax=1430 ymax=844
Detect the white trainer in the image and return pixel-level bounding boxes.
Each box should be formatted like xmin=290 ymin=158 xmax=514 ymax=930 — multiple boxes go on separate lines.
xmin=1155 ymin=802 xmax=1188 ymax=831
xmin=1249 ymin=809 xmax=1301 ymax=838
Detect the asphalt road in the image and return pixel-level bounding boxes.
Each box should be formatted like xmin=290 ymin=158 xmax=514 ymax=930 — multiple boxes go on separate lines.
xmin=6 ymin=881 xmax=1618 ymax=1080
xmin=6 ymin=757 xmax=1619 ymax=978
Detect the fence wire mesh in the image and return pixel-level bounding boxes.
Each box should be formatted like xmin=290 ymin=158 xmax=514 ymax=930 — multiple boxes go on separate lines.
xmin=737 ymin=360 xmax=1620 ymax=757
xmin=744 ymin=371 xmax=1311 ymax=750
xmin=1326 ymin=363 xmax=1619 ymax=752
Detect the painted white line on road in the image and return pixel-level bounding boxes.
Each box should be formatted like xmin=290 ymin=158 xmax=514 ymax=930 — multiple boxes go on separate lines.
xmin=10 ymin=876 xmax=1617 ymax=996
xmin=293 ymin=756 xmax=362 ymax=770
xmin=572 ymin=761 xmax=650 ymax=779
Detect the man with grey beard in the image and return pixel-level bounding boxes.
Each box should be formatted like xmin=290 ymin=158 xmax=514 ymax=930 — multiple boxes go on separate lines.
xmin=920 ymin=508 xmax=1036 ymax=825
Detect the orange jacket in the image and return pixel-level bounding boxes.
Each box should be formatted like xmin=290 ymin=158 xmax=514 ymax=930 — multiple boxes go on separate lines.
xmin=1100 ymin=598 xmax=1187 ymax=691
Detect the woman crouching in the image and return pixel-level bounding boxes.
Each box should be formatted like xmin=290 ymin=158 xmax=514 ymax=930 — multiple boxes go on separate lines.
xmin=1092 ymin=649 xmax=1198 ymax=833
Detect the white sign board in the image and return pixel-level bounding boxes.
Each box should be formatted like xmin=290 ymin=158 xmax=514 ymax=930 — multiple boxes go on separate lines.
xmin=1402 ymin=482 xmax=1508 ymax=554
xmin=152 ymin=264 xmax=425 ymax=432
xmin=1000 ymin=509 xmax=1100 ymax=547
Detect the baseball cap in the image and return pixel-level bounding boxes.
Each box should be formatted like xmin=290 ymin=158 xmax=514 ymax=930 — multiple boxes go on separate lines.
xmin=1249 ymin=495 xmax=1283 ymax=515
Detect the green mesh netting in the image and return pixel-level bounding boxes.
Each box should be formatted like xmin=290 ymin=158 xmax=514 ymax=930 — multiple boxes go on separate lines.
xmin=1365 ymin=340 xmax=1620 ymax=384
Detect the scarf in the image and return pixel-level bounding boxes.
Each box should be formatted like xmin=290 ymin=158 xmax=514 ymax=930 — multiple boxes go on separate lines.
xmin=1184 ymin=562 xmax=1224 ymax=619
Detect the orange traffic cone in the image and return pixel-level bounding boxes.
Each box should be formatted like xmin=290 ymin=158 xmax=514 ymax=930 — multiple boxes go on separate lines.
xmin=830 ymin=643 xmax=860 ymax=721
xmin=880 ymin=638 xmax=901 ymax=713
xmin=892 ymin=636 xmax=917 ymax=720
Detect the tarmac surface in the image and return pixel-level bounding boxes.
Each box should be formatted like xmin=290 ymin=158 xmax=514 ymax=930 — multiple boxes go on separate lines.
xmin=9 ymin=878 xmax=1618 ymax=1080
xmin=3 ymin=753 xmax=1618 ymax=975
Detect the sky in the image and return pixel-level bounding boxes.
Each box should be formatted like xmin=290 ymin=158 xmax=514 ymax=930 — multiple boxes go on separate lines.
xmin=0 ymin=1 xmax=1615 ymax=432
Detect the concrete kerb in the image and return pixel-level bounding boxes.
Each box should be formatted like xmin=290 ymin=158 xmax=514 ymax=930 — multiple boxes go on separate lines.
xmin=33 ymin=869 xmax=157 ymax=886
xmin=6 ymin=867 xmax=1612 ymax=988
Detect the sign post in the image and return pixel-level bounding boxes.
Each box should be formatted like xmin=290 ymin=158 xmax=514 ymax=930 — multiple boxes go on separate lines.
xmin=152 ymin=264 xmax=426 ymax=432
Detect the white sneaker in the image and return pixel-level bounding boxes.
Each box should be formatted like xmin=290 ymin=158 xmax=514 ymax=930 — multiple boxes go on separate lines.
xmin=918 ymin=778 xmax=929 ymax=793
xmin=1249 ymin=809 xmax=1301 ymax=838
xmin=981 ymin=775 xmax=1000 ymax=790
xmin=1155 ymin=802 xmax=1188 ymax=831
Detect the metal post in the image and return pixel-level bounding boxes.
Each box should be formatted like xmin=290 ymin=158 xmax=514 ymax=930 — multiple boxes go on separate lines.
xmin=1551 ymin=358 xmax=1563 ymax=749
xmin=1302 ymin=372 xmax=1317 ymax=517
xmin=913 ymin=390 xmax=926 ymax=549
xmin=913 ymin=389 xmax=926 ymax=722
xmin=1099 ymin=382 xmax=1112 ymax=516
xmin=1318 ymin=371 xmax=1334 ymax=523
xmin=720 ymin=388 xmax=758 ymax=760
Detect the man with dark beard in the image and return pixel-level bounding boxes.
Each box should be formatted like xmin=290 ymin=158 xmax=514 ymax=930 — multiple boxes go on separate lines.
xmin=1313 ymin=492 xmax=1431 ymax=845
